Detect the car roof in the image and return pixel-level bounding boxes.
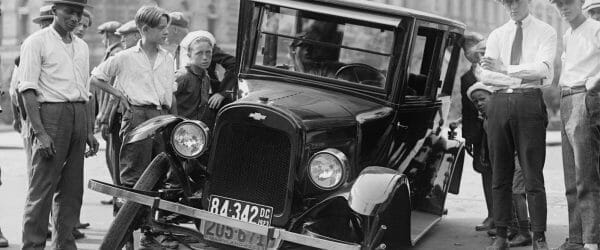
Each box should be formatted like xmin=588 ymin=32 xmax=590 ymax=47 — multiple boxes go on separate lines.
xmin=252 ymin=0 xmax=466 ymax=30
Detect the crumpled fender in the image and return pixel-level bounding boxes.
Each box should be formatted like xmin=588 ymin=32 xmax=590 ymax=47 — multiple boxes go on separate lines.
xmin=123 ymin=115 xmax=185 ymax=145
xmin=348 ymin=166 xmax=408 ymax=216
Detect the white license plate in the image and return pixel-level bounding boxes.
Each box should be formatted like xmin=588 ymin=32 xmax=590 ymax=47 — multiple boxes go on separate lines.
xmin=202 ymin=195 xmax=275 ymax=250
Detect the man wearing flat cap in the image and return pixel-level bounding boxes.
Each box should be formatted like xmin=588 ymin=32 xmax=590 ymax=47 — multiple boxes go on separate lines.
xmin=167 ymin=11 xmax=190 ymax=65
xmin=584 ymin=0 xmax=600 ymax=20
xmin=19 ymin=0 xmax=98 ymax=249
xmin=116 ymin=20 xmax=141 ymax=49
xmin=95 ymin=21 xmax=123 ymax=206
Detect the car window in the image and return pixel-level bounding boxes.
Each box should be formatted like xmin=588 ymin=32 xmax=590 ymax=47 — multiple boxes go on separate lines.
xmin=406 ymin=27 xmax=444 ymax=98
xmin=254 ymin=6 xmax=395 ymax=90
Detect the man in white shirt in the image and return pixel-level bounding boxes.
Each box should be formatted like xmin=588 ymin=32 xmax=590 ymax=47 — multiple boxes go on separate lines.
xmin=479 ymin=0 xmax=557 ymax=249
xmin=91 ymin=5 xmax=176 ymax=188
xmin=18 ymin=0 xmax=98 ymax=249
xmin=551 ymin=0 xmax=600 ymax=249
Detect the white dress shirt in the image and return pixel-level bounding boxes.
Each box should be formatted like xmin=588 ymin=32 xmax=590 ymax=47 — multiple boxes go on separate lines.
xmin=18 ymin=27 xmax=90 ymax=102
xmin=560 ymin=18 xmax=600 ymax=89
xmin=482 ymin=14 xmax=557 ymax=88
xmin=92 ymin=41 xmax=176 ymax=108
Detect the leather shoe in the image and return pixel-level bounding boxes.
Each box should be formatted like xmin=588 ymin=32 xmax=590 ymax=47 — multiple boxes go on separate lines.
xmin=509 ymin=233 xmax=532 ymax=247
xmin=0 ymin=229 xmax=8 ymax=248
xmin=534 ymin=239 xmax=549 ymax=250
xmin=554 ymin=238 xmax=584 ymax=250
xmin=488 ymin=228 xmax=497 ymax=237
xmin=76 ymin=222 xmax=90 ymax=229
xmin=72 ymin=229 xmax=85 ymax=240
xmin=486 ymin=237 xmax=509 ymax=250
xmin=476 ymin=217 xmax=495 ymax=231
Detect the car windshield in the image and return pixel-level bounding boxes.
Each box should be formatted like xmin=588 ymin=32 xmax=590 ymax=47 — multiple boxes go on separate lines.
xmin=254 ymin=6 xmax=395 ymax=90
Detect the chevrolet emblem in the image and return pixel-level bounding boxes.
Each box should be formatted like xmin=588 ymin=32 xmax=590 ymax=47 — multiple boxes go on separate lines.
xmin=249 ymin=112 xmax=267 ymax=121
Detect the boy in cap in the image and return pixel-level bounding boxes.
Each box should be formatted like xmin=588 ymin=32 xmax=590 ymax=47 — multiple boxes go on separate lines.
xmin=175 ymin=31 xmax=216 ymax=126
xmin=19 ymin=0 xmax=98 ymax=248
xmin=584 ymin=0 xmax=600 ymax=21
xmin=91 ymin=6 xmax=176 ymax=188
xmin=550 ymin=0 xmax=600 ymax=249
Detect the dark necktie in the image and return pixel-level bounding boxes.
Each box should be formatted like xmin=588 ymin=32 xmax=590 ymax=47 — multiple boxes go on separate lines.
xmin=510 ymin=21 xmax=522 ymax=65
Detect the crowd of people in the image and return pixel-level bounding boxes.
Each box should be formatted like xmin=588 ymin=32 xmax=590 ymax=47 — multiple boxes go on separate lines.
xmin=0 ymin=0 xmax=235 ymax=248
xmin=461 ymin=0 xmax=600 ymax=249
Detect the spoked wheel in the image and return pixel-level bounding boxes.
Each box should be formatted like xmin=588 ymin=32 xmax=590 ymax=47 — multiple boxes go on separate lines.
xmin=99 ymin=153 xmax=170 ymax=250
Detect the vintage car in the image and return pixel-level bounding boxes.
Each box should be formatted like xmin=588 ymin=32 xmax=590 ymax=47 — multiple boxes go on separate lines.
xmin=89 ymin=0 xmax=466 ymax=249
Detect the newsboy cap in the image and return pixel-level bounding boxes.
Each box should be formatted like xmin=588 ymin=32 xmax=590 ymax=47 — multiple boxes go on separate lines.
xmin=44 ymin=0 xmax=93 ymax=9
xmin=98 ymin=21 xmax=122 ymax=34
xmin=584 ymin=0 xmax=600 ymax=12
xmin=32 ymin=5 xmax=53 ymax=24
xmin=116 ymin=20 xmax=138 ymax=35
xmin=169 ymin=12 xmax=189 ymax=28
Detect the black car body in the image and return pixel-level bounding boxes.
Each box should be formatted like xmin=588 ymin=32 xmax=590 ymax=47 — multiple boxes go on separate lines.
xmin=90 ymin=0 xmax=466 ymax=249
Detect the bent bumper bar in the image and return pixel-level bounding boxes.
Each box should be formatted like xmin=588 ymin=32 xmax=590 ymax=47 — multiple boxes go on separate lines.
xmin=88 ymin=180 xmax=361 ymax=250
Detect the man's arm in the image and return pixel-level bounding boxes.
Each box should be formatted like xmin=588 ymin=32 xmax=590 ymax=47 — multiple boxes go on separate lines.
xmin=22 ymin=90 xmax=55 ymax=158
xmin=90 ymin=76 xmax=130 ymax=111
xmin=211 ymin=45 xmax=237 ymax=96
xmin=505 ymin=28 xmax=557 ymax=83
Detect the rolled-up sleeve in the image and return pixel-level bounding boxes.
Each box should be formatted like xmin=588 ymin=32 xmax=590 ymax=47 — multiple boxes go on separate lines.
xmin=91 ymin=54 xmax=120 ymax=82
xmin=18 ymin=38 xmax=42 ymax=94
xmin=506 ymin=28 xmax=557 ymax=84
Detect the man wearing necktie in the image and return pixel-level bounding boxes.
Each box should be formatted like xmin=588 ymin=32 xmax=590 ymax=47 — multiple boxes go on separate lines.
xmin=479 ymin=0 xmax=557 ymax=249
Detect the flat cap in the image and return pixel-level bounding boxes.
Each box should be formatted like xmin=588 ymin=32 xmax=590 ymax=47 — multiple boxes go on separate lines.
xmin=98 ymin=21 xmax=122 ymax=34
xmin=180 ymin=30 xmax=216 ymax=51
xmin=115 ymin=20 xmax=138 ymax=35
xmin=32 ymin=5 xmax=53 ymax=24
xmin=169 ymin=12 xmax=189 ymax=28
xmin=584 ymin=0 xmax=600 ymax=11
xmin=44 ymin=0 xmax=93 ymax=9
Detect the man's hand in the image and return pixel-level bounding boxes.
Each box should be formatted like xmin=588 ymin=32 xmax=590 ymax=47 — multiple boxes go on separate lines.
xmin=36 ymin=132 xmax=56 ymax=158
xmin=100 ymin=124 xmax=109 ymax=140
xmin=85 ymin=133 xmax=99 ymax=158
xmin=208 ymin=93 xmax=225 ymax=109
xmin=481 ymin=57 xmax=507 ymax=75
xmin=117 ymin=91 xmax=131 ymax=112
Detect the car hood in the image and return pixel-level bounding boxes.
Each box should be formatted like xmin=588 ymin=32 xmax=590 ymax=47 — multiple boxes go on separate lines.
xmin=239 ymin=79 xmax=392 ymax=129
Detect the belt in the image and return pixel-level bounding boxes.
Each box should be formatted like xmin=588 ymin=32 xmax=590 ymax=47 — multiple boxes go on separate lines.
xmin=41 ymin=101 xmax=86 ymax=104
xmin=560 ymin=85 xmax=587 ymax=97
xmin=495 ymin=88 xmax=540 ymax=94
xmin=132 ymin=104 xmax=169 ymax=110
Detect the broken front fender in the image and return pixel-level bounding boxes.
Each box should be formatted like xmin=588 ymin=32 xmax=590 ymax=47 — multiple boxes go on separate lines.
xmin=123 ymin=115 xmax=185 ymax=145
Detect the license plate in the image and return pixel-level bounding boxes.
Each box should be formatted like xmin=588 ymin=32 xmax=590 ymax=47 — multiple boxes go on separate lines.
xmin=202 ymin=195 xmax=275 ymax=250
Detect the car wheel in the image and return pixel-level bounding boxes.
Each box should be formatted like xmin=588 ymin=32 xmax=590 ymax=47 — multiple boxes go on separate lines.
xmin=99 ymin=153 xmax=170 ymax=250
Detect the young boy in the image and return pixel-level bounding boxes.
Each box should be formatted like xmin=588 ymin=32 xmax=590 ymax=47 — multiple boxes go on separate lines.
xmin=90 ymin=5 xmax=176 ymax=188
xmin=467 ymin=82 xmax=532 ymax=247
xmin=174 ymin=31 xmax=217 ymax=127
xmin=551 ymin=0 xmax=600 ymax=249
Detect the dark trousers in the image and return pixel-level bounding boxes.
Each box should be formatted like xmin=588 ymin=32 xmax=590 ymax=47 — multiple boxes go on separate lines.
xmin=486 ymin=89 xmax=547 ymax=232
xmin=560 ymin=91 xmax=600 ymax=244
xmin=107 ymin=112 xmax=122 ymax=184
xmin=22 ymin=103 xmax=87 ymax=250
xmin=119 ymin=106 xmax=167 ymax=187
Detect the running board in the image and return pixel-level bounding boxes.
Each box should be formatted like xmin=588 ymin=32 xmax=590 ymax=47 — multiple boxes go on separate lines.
xmin=88 ymin=180 xmax=362 ymax=250
xmin=410 ymin=211 xmax=441 ymax=246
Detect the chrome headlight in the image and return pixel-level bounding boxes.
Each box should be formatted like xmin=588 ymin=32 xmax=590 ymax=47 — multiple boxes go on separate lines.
xmin=170 ymin=121 xmax=210 ymax=159
xmin=308 ymin=148 xmax=349 ymax=190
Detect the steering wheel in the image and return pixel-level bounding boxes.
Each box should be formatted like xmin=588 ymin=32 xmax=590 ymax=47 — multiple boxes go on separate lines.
xmin=335 ymin=63 xmax=386 ymax=86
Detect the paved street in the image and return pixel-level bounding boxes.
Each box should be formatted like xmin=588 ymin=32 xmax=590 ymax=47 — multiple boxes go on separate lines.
xmin=0 ymin=129 xmax=568 ymax=249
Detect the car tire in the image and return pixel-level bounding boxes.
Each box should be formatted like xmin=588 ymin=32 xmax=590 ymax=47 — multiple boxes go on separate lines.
xmin=99 ymin=152 xmax=170 ymax=250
